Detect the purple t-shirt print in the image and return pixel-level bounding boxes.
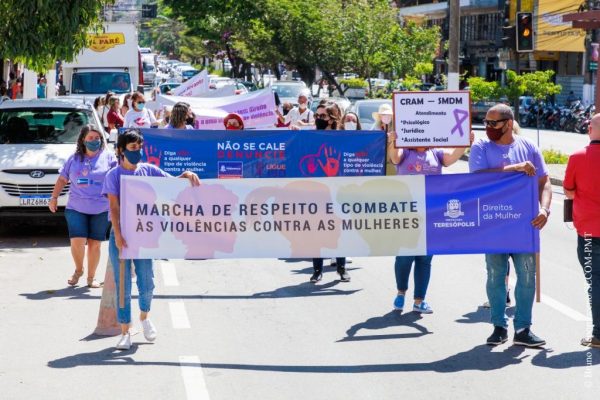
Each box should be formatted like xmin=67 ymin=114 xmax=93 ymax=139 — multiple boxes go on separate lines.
xmin=468 ymin=135 xmax=548 ymax=178
xmin=59 ymin=149 xmax=117 ymax=214
xmin=396 ymin=149 xmax=444 ymax=176
xmin=101 ymin=163 xmax=171 ymax=200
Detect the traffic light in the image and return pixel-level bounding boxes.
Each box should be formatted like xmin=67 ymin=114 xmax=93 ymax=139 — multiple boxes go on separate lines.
xmin=142 ymin=4 xmax=157 ymax=18
xmin=516 ymin=12 xmax=534 ymax=52
xmin=502 ymin=25 xmax=516 ymax=50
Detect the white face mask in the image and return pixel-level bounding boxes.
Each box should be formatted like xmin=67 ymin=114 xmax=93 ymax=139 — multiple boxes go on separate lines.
xmin=381 ymin=115 xmax=392 ymax=125
xmin=345 ymin=121 xmax=357 ymax=131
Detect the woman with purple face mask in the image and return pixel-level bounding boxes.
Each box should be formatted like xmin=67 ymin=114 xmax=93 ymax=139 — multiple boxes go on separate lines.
xmin=49 ymin=125 xmax=117 ymax=288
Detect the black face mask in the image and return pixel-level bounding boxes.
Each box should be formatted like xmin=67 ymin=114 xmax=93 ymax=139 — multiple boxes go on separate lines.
xmin=283 ymin=108 xmax=290 ymax=116
xmin=315 ymin=118 xmax=329 ymax=130
xmin=186 ymin=117 xmax=195 ymax=126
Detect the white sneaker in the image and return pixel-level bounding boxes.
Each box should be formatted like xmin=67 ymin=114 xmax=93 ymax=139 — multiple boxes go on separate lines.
xmin=346 ymin=257 xmax=353 ymax=263
xmin=142 ymin=319 xmax=157 ymax=342
xmin=116 ymin=333 xmax=131 ymax=350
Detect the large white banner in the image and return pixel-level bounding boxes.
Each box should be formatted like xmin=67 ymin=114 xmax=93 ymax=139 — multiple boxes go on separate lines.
xmin=172 ymin=69 xmax=209 ymax=97
xmin=157 ymin=88 xmax=277 ymax=129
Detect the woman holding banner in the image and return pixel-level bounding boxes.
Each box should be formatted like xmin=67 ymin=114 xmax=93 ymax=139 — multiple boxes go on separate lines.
xmin=102 ymin=129 xmax=200 ymax=350
xmin=310 ymin=104 xmax=350 ymax=283
xmin=49 ymin=125 xmax=117 ymax=288
xmin=387 ymin=130 xmax=473 ymax=313
xmin=166 ymin=102 xmax=194 ymax=129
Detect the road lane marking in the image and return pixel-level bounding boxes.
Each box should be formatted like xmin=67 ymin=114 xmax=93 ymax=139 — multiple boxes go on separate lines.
xmin=509 ymin=277 xmax=590 ymax=322
xmin=179 ymin=356 xmax=210 ymax=400
xmin=169 ymin=301 xmax=191 ymax=329
xmin=160 ymin=261 xmax=179 ymax=286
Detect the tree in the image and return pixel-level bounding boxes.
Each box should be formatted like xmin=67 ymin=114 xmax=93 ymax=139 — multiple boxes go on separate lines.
xmin=385 ymin=21 xmax=440 ymax=80
xmin=466 ymin=76 xmax=501 ymax=102
xmin=0 ymin=0 xmax=112 ymax=72
xmin=502 ymin=70 xmax=562 ymax=122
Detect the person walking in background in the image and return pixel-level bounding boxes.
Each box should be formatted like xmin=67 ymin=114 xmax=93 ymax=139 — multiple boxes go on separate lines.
xmin=285 ymin=90 xmax=314 ymax=128
xmin=166 ymin=102 xmax=194 ymax=129
xmin=37 ymin=77 xmax=47 ymax=99
xmin=387 ymin=130 xmax=473 ymax=313
xmin=106 ymin=96 xmax=124 ymax=130
xmin=123 ymin=92 xmax=158 ymax=129
xmin=310 ymin=104 xmax=350 ymax=283
xmin=564 ymin=113 xmax=600 ymax=348
xmin=223 ymin=113 xmax=245 ymax=130
xmin=469 ymin=104 xmax=552 ymax=348
xmin=49 ymin=125 xmax=117 ymax=288
xmin=102 ymin=128 xmax=200 ymax=350
xmin=121 ymin=93 xmax=133 ymax=117
xmin=342 ymin=111 xmax=361 ymax=131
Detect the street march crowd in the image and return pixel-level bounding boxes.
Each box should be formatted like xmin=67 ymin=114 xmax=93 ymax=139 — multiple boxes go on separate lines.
xmin=47 ymin=87 xmax=599 ymax=353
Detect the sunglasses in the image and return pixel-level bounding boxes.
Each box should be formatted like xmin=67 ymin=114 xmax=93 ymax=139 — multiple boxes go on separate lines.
xmin=483 ymin=118 xmax=509 ymax=128
xmin=316 ymin=113 xmax=328 ymax=119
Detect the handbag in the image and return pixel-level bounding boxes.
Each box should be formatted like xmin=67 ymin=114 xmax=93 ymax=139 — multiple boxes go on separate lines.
xmin=563 ymin=199 xmax=573 ymax=223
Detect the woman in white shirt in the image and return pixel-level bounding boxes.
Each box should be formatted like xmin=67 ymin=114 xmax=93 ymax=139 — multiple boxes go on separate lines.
xmin=123 ymin=92 xmax=158 ymax=129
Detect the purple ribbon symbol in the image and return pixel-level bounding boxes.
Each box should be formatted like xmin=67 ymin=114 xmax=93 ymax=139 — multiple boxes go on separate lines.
xmin=451 ymin=109 xmax=469 ymax=137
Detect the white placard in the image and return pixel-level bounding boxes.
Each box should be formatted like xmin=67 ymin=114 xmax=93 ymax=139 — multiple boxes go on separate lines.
xmin=393 ymin=91 xmax=471 ymax=147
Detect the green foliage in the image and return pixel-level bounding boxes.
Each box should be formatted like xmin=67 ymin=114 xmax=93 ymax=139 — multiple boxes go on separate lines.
xmin=397 ymin=76 xmax=423 ymax=91
xmin=467 ymin=76 xmax=501 ymax=102
xmin=0 ymin=0 xmax=112 ymax=72
xmin=414 ymin=62 xmax=434 ymax=76
xmin=385 ymin=21 xmax=441 ymax=79
xmin=503 ymin=70 xmax=562 ymax=103
xmin=542 ymin=149 xmax=568 ymax=164
xmin=340 ymin=78 xmax=367 ymax=88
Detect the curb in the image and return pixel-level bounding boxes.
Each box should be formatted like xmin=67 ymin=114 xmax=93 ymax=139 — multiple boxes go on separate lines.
xmin=459 ymin=154 xmax=564 ymax=186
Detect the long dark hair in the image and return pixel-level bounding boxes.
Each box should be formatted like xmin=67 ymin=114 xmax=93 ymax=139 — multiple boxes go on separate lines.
xmin=75 ymin=125 xmax=106 ymax=161
xmin=116 ymin=128 xmax=144 ymax=159
xmin=170 ymin=102 xmax=190 ymax=129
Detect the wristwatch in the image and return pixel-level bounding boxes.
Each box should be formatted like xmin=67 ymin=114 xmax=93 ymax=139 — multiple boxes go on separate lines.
xmin=541 ymin=207 xmax=551 ymax=217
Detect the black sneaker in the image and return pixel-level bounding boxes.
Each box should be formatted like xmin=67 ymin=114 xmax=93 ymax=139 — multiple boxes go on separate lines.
xmin=486 ymin=326 xmax=508 ymax=346
xmin=337 ymin=266 xmax=351 ymax=282
xmin=514 ymin=328 xmax=546 ymax=347
xmin=310 ymin=270 xmax=322 ymax=283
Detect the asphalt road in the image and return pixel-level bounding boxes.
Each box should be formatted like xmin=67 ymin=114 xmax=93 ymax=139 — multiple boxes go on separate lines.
xmin=0 ymin=176 xmax=597 ymax=400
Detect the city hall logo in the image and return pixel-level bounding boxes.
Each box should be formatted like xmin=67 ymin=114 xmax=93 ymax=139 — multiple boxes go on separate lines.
xmin=444 ymin=199 xmax=464 ymax=219
xmin=433 ymin=198 xmax=475 ymax=229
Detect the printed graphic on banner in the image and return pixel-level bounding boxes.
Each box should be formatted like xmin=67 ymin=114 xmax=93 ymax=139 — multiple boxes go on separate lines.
xmin=138 ymin=128 xmax=385 ymax=178
xmin=393 ymin=91 xmax=471 ymax=148
xmin=218 ymin=162 xmax=243 ymax=179
xmin=119 ymin=173 xmax=539 ymax=259
xmin=425 ymin=172 xmax=539 ymax=254
xmin=172 ymin=69 xmax=209 ymax=97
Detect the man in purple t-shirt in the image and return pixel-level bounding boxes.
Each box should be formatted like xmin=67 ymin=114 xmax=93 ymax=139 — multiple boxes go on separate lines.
xmin=469 ymin=103 xmax=552 ymax=348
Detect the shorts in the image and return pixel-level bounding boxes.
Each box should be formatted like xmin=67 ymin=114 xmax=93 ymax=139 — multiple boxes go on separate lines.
xmin=64 ymin=208 xmax=111 ymax=241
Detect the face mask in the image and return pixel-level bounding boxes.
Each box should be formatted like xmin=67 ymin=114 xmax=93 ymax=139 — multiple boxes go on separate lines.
xmin=226 ymin=125 xmax=240 ymax=130
xmin=84 ymin=139 xmax=101 ymax=152
xmin=136 ymin=103 xmax=145 ymax=111
xmin=315 ymin=118 xmax=329 ymax=130
xmin=298 ymin=102 xmax=307 ymax=110
xmin=485 ymin=125 xmax=506 ymax=141
xmin=123 ymin=149 xmax=143 ymax=164
xmin=381 ymin=115 xmax=392 ymax=125
xmin=283 ymin=108 xmax=290 ymax=116
xmin=186 ymin=117 xmax=195 ymax=126
xmin=345 ymin=122 xmax=357 ymax=131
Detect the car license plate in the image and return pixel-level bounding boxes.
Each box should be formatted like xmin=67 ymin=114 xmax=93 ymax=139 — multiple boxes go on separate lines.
xmin=19 ymin=195 xmax=51 ymax=206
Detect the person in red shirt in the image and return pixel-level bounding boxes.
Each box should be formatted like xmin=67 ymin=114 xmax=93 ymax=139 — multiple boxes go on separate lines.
xmin=106 ymin=96 xmax=125 ymax=130
xmin=564 ymin=113 xmax=600 ymax=348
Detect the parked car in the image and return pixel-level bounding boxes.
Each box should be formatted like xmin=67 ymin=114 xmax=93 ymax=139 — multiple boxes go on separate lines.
xmin=350 ymin=99 xmax=392 ymax=128
xmin=158 ymin=82 xmax=182 ymax=95
xmin=179 ymin=66 xmax=200 ymax=82
xmin=271 ymin=81 xmax=309 ymax=106
xmin=142 ymin=62 xmax=156 ymax=85
xmin=0 ymin=99 xmax=104 ymax=218
xmin=310 ymin=97 xmax=352 ymax=115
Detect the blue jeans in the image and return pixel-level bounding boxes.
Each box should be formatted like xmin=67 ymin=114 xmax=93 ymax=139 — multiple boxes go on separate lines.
xmin=109 ymin=230 xmax=155 ymax=324
xmin=394 ymin=256 xmax=433 ymax=299
xmin=486 ymin=253 xmax=535 ymax=330
xmin=577 ymin=235 xmax=600 ymax=338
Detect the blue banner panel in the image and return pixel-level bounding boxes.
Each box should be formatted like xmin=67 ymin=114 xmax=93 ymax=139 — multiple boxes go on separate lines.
xmin=136 ymin=128 xmax=386 ymax=178
xmin=425 ymin=172 xmax=540 ymax=255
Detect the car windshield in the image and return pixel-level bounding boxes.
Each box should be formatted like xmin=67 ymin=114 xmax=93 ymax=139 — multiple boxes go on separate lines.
xmin=143 ymin=63 xmax=155 ymax=72
xmin=356 ymin=101 xmax=392 ymax=125
xmin=72 ymin=71 xmax=131 ymax=94
xmin=182 ymin=70 xmax=199 ymax=78
xmin=272 ymin=84 xmax=304 ymax=99
xmin=0 ymin=108 xmax=97 ymax=144
xmin=160 ymin=83 xmax=181 ymax=94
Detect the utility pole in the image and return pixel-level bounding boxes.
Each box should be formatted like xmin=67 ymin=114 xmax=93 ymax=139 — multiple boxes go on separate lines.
xmin=448 ymin=0 xmax=460 ymax=90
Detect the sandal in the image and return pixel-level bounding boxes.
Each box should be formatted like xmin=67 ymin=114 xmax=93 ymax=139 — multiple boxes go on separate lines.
xmin=87 ymin=277 xmax=102 ymax=288
xmin=67 ymin=270 xmax=84 ymax=286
